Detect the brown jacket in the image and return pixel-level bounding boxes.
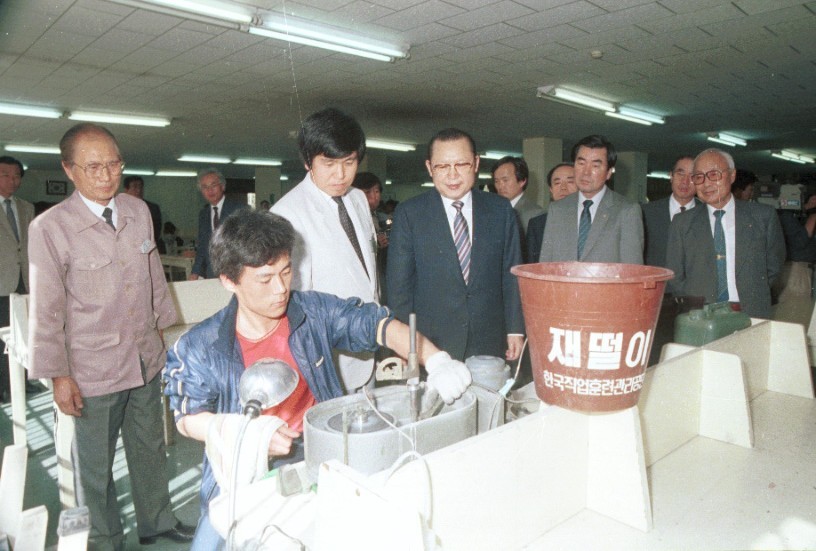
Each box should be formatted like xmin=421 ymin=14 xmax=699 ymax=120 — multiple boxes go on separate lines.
xmin=28 ymin=192 xmax=177 ymax=397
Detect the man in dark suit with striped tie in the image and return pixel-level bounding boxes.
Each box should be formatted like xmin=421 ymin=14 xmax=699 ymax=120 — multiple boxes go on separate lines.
xmin=387 ymin=128 xmax=524 ymax=362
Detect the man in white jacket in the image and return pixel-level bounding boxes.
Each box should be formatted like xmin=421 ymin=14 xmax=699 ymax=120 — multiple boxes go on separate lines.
xmin=272 ymin=107 xmax=379 ymax=392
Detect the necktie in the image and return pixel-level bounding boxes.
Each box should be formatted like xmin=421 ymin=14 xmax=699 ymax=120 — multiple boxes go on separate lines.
xmin=4 ymin=199 xmax=19 ymax=242
xmin=680 ymin=206 xmax=686 ymax=212
xmin=102 ymin=207 xmax=115 ymax=231
xmin=212 ymin=206 xmax=220 ymax=229
xmin=452 ymin=201 xmax=471 ymax=284
xmin=714 ymin=210 xmax=728 ymax=302
xmin=577 ymin=199 xmax=593 ymax=259
xmin=333 ymin=196 xmax=368 ymax=277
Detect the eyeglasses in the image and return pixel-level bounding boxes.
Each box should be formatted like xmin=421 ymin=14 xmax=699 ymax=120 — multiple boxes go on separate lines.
xmin=430 ymin=161 xmax=474 ymax=176
xmin=73 ymin=160 xmax=125 ymax=178
xmin=691 ymin=169 xmax=731 ymax=186
xmin=199 ymin=182 xmax=223 ymax=192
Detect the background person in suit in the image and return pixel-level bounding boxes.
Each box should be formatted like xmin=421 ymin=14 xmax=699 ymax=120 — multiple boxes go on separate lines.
xmin=642 ymin=155 xmax=698 ymax=268
xmin=492 ymin=156 xmax=544 ymax=261
xmin=190 ymin=168 xmax=247 ymax=279
xmin=27 ymin=123 xmax=193 ymax=547
xmin=387 ymin=128 xmax=524 ymax=362
xmin=539 ymin=134 xmax=643 ymax=264
xmin=272 ymin=108 xmax=379 ymax=391
xmin=123 ymin=175 xmax=162 ymax=251
xmin=666 ymin=148 xmax=785 ymax=319
xmin=0 ymin=155 xmax=34 ymax=403
xmin=526 ymin=162 xmax=576 ymax=262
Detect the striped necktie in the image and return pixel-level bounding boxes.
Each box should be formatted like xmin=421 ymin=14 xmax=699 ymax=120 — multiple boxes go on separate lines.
xmin=453 ymin=201 xmax=471 ymax=284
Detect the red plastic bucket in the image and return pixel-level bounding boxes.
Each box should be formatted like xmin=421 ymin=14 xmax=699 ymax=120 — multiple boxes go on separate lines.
xmin=511 ymin=262 xmax=674 ymax=412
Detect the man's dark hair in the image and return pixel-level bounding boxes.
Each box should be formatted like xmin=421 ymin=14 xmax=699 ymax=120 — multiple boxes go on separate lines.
xmin=427 ymin=128 xmax=477 ymax=160
xmin=491 ymin=156 xmax=529 ymax=189
xmin=210 ymin=210 xmax=295 ymax=283
xmin=123 ymin=175 xmax=144 ymax=189
xmin=672 ymin=155 xmax=694 ymax=171
xmin=570 ymin=134 xmax=617 ymax=168
xmin=60 ymin=123 xmax=119 ymax=163
xmin=0 ymin=155 xmax=24 ymax=177
xmin=546 ymin=162 xmax=574 ymax=187
xmin=298 ymin=107 xmax=366 ymax=168
xmin=352 ymin=171 xmax=382 ymax=192
xmin=733 ymin=168 xmax=757 ymax=192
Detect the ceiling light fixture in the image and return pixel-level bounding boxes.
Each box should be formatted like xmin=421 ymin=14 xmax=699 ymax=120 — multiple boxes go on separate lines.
xmin=233 ymin=158 xmax=282 ymax=166
xmin=771 ymin=150 xmax=814 ymax=164
xmin=280 ymin=175 xmax=289 ymax=181
xmin=137 ymin=0 xmax=254 ymax=24
xmin=616 ymin=106 xmax=665 ymax=125
xmin=537 ymin=86 xmax=616 ymax=113
xmin=706 ymin=132 xmax=747 ymax=147
xmin=69 ymin=111 xmax=171 ymax=127
xmin=133 ymin=0 xmax=409 ymax=62
xmin=178 ymin=155 xmax=231 ymax=164
xmin=481 ymin=151 xmax=522 ymax=160
xmin=0 ymin=101 xmax=62 ymax=119
xmin=647 ymin=171 xmax=671 ymax=180
xmin=155 ymin=170 xmax=198 ymax=177
xmin=4 ymin=144 xmax=61 ymax=154
xmin=605 ymin=112 xmax=653 ymax=126
xmin=366 ymin=139 xmax=416 ymax=152
xmin=122 ymin=168 xmax=156 ymax=176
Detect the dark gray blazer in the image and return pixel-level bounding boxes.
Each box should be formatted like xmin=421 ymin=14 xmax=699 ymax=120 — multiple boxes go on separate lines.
xmin=539 ymin=187 xmax=644 ymax=264
xmin=192 ymin=199 xmax=247 ymax=278
xmin=386 ymin=188 xmax=524 ymax=361
xmin=642 ymin=196 xmax=701 ymax=268
xmin=665 ymin=200 xmax=786 ymax=319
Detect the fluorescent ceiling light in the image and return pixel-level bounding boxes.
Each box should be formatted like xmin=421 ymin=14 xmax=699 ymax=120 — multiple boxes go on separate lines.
xmin=385 ymin=180 xmax=392 ymax=185
xmin=69 ymin=111 xmax=171 ymax=127
xmin=280 ymin=175 xmax=289 ymax=181
xmin=260 ymin=12 xmax=407 ymax=60
xmin=771 ymin=150 xmax=814 ymax=164
xmin=605 ymin=112 xmax=652 ymax=126
xmin=647 ymin=171 xmax=671 ymax=180
xmin=537 ymin=86 xmax=615 ymax=112
xmin=366 ymin=139 xmax=416 ymax=152
xmin=706 ymin=132 xmax=746 ymax=147
xmin=155 ymin=170 xmax=197 ymax=177
xmin=0 ymin=102 xmax=62 ymax=119
xmin=422 ymin=182 xmax=434 ymax=187
xmin=249 ymin=27 xmax=394 ymax=62
xmin=481 ymin=151 xmax=521 ymax=160
xmin=122 ymin=168 xmax=155 ymax=176
xmin=478 ymin=173 xmax=492 ymax=180
xmin=4 ymin=144 xmax=61 ymax=154
xmin=139 ymin=0 xmax=253 ymax=24
xmin=233 ymin=157 xmax=282 ymax=166
xmin=617 ymin=106 xmax=665 ymax=125
xmin=178 ymin=155 xmax=231 ymax=164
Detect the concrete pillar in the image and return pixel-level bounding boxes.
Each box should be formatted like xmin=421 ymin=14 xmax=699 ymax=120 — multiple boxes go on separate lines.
xmin=615 ymin=151 xmax=648 ymax=203
xmin=254 ymin=166 xmax=282 ymax=206
xmin=359 ymin=150 xmax=387 ymax=180
xmin=522 ymin=137 xmax=564 ymax=209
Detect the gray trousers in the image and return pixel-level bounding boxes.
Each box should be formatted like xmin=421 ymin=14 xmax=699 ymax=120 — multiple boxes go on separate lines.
xmin=70 ymin=371 xmax=176 ymax=550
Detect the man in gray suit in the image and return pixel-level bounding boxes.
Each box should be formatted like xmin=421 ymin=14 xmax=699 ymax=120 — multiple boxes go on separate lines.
xmin=492 ymin=156 xmax=544 ymax=262
xmin=642 ymin=155 xmax=699 ymax=267
xmin=666 ymin=148 xmax=785 ymax=319
xmin=539 ymin=135 xmax=643 ymax=264
xmin=0 ymin=155 xmax=34 ymax=403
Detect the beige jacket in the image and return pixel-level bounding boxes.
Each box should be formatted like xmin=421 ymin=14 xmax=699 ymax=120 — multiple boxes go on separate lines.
xmin=0 ymin=195 xmax=34 ymax=295
xmin=28 ymin=192 xmax=177 ymax=397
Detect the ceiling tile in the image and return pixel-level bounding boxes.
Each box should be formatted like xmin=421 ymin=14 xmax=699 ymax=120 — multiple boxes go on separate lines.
xmin=376 ymin=0 xmax=465 ymax=31
xmin=507 ymin=1 xmax=606 ymax=32
xmin=573 ymin=3 xmax=675 ymax=34
xmin=439 ymin=23 xmax=525 ymax=49
xmin=441 ymin=1 xmax=533 ymax=31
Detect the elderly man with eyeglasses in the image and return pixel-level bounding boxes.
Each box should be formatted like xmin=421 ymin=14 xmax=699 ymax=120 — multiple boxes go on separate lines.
xmin=387 ymin=128 xmax=525 ymax=363
xmin=665 ymin=148 xmax=785 ymax=318
xmin=27 ymin=123 xmax=195 ymax=547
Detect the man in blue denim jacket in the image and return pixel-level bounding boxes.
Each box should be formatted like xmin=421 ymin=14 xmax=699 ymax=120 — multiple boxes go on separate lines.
xmin=164 ymin=210 xmax=471 ymax=548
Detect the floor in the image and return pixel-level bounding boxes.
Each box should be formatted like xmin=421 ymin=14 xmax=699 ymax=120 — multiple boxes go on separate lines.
xmin=0 ymin=390 xmax=204 ymax=549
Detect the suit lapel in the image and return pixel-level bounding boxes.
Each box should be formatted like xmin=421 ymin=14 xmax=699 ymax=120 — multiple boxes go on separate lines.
xmin=734 ymin=201 xmax=749 ymax=278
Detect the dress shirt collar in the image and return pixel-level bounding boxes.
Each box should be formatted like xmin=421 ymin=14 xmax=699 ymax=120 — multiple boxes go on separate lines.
xmin=669 ymin=194 xmax=695 ymax=219
xmin=79 ymin=192 xmax=117 ymax=227
xmin=439 ymin=190 xmax=473 ymax=212
xmin=509 ymin=192 xmax=523 ymax=208
xmin=706 ymin=194 xmax=734 ymax=218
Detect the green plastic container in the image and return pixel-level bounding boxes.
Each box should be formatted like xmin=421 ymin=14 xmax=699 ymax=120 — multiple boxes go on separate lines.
xmin=673 ymin=302 xmax=752 ymax=347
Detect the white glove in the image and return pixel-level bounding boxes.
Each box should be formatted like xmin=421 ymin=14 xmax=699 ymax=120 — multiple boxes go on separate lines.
xmin=425 ymin=351 xmax=472 ymax=404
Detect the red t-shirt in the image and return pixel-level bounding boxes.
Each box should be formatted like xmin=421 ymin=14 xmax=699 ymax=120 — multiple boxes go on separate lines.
xmin=236 ymin=317 xmax=316 ymax=432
